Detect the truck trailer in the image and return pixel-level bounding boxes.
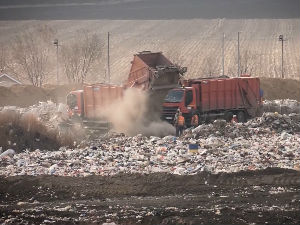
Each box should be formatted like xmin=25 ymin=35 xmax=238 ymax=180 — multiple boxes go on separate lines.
xmin=162 ymin=76 xmax=263 ymax=125
xmin=67 ymin=83 xmax=124 ymax=129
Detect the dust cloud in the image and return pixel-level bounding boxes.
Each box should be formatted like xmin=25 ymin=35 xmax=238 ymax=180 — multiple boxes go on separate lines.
xmin=101 ymin=88 xmax=175 ymax=137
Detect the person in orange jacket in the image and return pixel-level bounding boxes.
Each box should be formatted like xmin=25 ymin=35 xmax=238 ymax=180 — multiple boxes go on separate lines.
xmin=191 ymin=111 xmax=199 ymax=128
xmin=174 ymin=109 xmax=185 ymax=136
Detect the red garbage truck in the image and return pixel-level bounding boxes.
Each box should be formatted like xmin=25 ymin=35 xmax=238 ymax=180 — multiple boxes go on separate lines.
xmin=162 ymin=76 xmax=263 ymax=125
xmin=67 ymin=84 xmax=124 ymax=130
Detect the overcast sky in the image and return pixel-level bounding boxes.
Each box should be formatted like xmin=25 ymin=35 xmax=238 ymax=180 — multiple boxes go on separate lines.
xmin=0 ymin=0 xmax=299 ymax=20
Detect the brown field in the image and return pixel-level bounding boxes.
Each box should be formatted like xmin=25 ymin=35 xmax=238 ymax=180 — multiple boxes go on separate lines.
xmin=0 ymin=19 xmax=299 ymax=85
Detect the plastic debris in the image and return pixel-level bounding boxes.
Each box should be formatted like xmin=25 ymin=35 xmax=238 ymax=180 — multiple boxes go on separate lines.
xmin=263 ymin=99 xmax=300 ymax=114
xmin=0 ymin=101 xmax=68 ymax=130
xmin=0 ymin=149 xmax=15 ymax=158
xmin=0 ymin=99 xmax=299 ymax=177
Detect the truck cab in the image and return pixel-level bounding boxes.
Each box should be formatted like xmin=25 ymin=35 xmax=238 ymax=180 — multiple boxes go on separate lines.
xmin=66 ymin=90 xmax=84 ymax=118
xmin=162 ymin=87 xmax=197 ymax=124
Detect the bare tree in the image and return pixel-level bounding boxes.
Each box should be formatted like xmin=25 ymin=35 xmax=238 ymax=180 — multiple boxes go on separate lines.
xmin=10 ymin=25 xmax=54 ymax=86
xmin=227 ymin=50 xmax=258 ymax=77
xmin=61 ymin=32 xmax=103 ymax=83
xmin=239 ymin=50 xmax=257 ymax=75
xmin=0 ymin=46 xmax=7 ymax=73
xmin=201 ymin=56 xmax=219 ymax=77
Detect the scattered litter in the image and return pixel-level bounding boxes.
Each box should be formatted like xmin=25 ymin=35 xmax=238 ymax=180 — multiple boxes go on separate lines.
xmin=0 ymin=149 xmax=15 ymax=158
xmin=0 ymin=100 xmax=299 ymax=177
xmin=263 ymin=99 xmax=300 ymax=114
xmin=0 ymin=111 xmax=299 ymax=177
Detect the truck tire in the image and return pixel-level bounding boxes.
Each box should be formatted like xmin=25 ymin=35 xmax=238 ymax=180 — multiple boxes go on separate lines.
xmin=237 ymin=111 xmax=246 ymax=123
xmin=224 ymin=112 xmax=233 ymax=122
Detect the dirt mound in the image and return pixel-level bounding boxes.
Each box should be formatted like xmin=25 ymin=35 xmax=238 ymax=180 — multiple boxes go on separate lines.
xmin=0 ymin=85 xmax=49 ymax=107
xmin=0 ymin=168 xmax=297 ymax=201
xmin=260 ymin=77 xmax=300 ymax=101
xmin=0 ymin=84 xmax=83 ymax=107
xmin=43 ymin=83 xmax=83 ymax=103
xmin=0 ymin=168 xmax=299 ymax=225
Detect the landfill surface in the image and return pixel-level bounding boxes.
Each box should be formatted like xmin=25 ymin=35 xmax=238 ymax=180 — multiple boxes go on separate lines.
xmin=0 ymin=100 xmax=300 ymax=224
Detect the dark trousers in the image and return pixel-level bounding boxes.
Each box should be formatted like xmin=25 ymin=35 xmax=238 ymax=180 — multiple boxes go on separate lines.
xmin=176 ymin=125 xmax=184 ymax=137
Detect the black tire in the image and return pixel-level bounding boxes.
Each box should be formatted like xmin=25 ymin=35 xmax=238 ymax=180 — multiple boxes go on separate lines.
xmin=237 ymin=111 xmax=246 ymax=123
xmin=224 ymin=112 xmax=233 ymax=122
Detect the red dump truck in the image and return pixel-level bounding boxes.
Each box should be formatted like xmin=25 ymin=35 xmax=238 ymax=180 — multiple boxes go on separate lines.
xmin=125 ymin=51 xmax=185 ymax=91
xmin=66 ymin=51 xmax=185 ymax=129
xmin=125 ymin=51 xmax=186 ymax=119
xmin=162 ymin=76 xmax=263 ymax=125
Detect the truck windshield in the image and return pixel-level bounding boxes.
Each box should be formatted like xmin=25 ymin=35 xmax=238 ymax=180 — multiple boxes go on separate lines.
xmin=67 ymin=94 xmax=77 ymax=109
xmin=164 ymin=90 xmax=184 ymax=103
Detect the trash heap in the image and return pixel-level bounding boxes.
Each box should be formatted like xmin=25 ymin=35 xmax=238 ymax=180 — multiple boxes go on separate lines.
xmin=0 ymin=112 xmax=299 ymax=177
xmin=190 ymin=112 xmax=300 ymax=139
xmin=263 ymin=99 xmax=300 ymax=114
xmin=248 ymin=112 xmax=300 ymax=133
xmin=0 ymin=101 xmax=75 ymax=153
xmin=0 ymin=101 xmax=69 ymax=130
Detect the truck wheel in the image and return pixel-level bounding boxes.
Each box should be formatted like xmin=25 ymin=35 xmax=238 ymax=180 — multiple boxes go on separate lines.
xmin=237 ymin=111 xmax=246 ymax=123
xmin=224 ymin=112 xmax=233 ymax=122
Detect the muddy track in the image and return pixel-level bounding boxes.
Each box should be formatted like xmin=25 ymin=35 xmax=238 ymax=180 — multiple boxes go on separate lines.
xmin=0 ymin=168 xmax=299 ymax=224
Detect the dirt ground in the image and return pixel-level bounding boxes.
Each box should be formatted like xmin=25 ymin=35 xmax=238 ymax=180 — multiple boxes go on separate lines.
xmin=260 ymin=78 xmax=300 ymax=101
xmin=0 ymin=168 xmax=299 ymax=225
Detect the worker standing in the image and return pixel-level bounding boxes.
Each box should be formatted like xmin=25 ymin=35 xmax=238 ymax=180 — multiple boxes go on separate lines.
xmin=173 ymin=109 xmax=180 ymax=126
xmin=191 ymin=111 xmax=199 ymax=128
xmin=174 ymin=109 xmax=185 ymax=136
xmin=231 ymin=115 xmax=238 ymax=123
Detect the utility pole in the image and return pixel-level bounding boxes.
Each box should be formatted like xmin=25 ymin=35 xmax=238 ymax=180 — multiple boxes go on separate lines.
xmin=107 ymin=32 xmax=110 ymax=84
xmin=53 ymin=39 xmax=59 ymax=84
xmin=278 ymin=35 xmax=285 ymax=79
xmin=222 ymin=33 xmax=225 ymax=76
xmin=237 ymin=32 xmax=240 ymax=77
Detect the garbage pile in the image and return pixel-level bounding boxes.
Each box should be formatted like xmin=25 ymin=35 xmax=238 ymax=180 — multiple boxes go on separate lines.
xmin=189 ymin=112 xmax=300 ymax=139
xmin=0 ymin=101 xmax=69 ymax=130
xmin=248 ymin=112 xmax=300 ymax=133
xmin=0 ymin=112 xmax=299 ymax=177
xmin=263 ymin=99 xmax=300 ymax=114
xmin=0 ymin=101 xmax=78 ymax=153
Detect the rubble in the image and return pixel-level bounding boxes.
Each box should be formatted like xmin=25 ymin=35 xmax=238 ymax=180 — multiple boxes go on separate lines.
xmin=0 ymin=101 xmax=83 ymax=153
xmin=0 ymin=112 xmax=299 ymax=177
xmin=0 ymin=149 xmax=15 ymax=158
xmin=0 ymin=101 xmax=67 ymax=130
xmin=263 ymin=99 xmax=300 ymax=114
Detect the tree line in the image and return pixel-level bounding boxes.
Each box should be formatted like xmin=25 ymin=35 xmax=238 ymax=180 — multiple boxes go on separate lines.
xmin=0 ymin=25 xmax=103 ymax=87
